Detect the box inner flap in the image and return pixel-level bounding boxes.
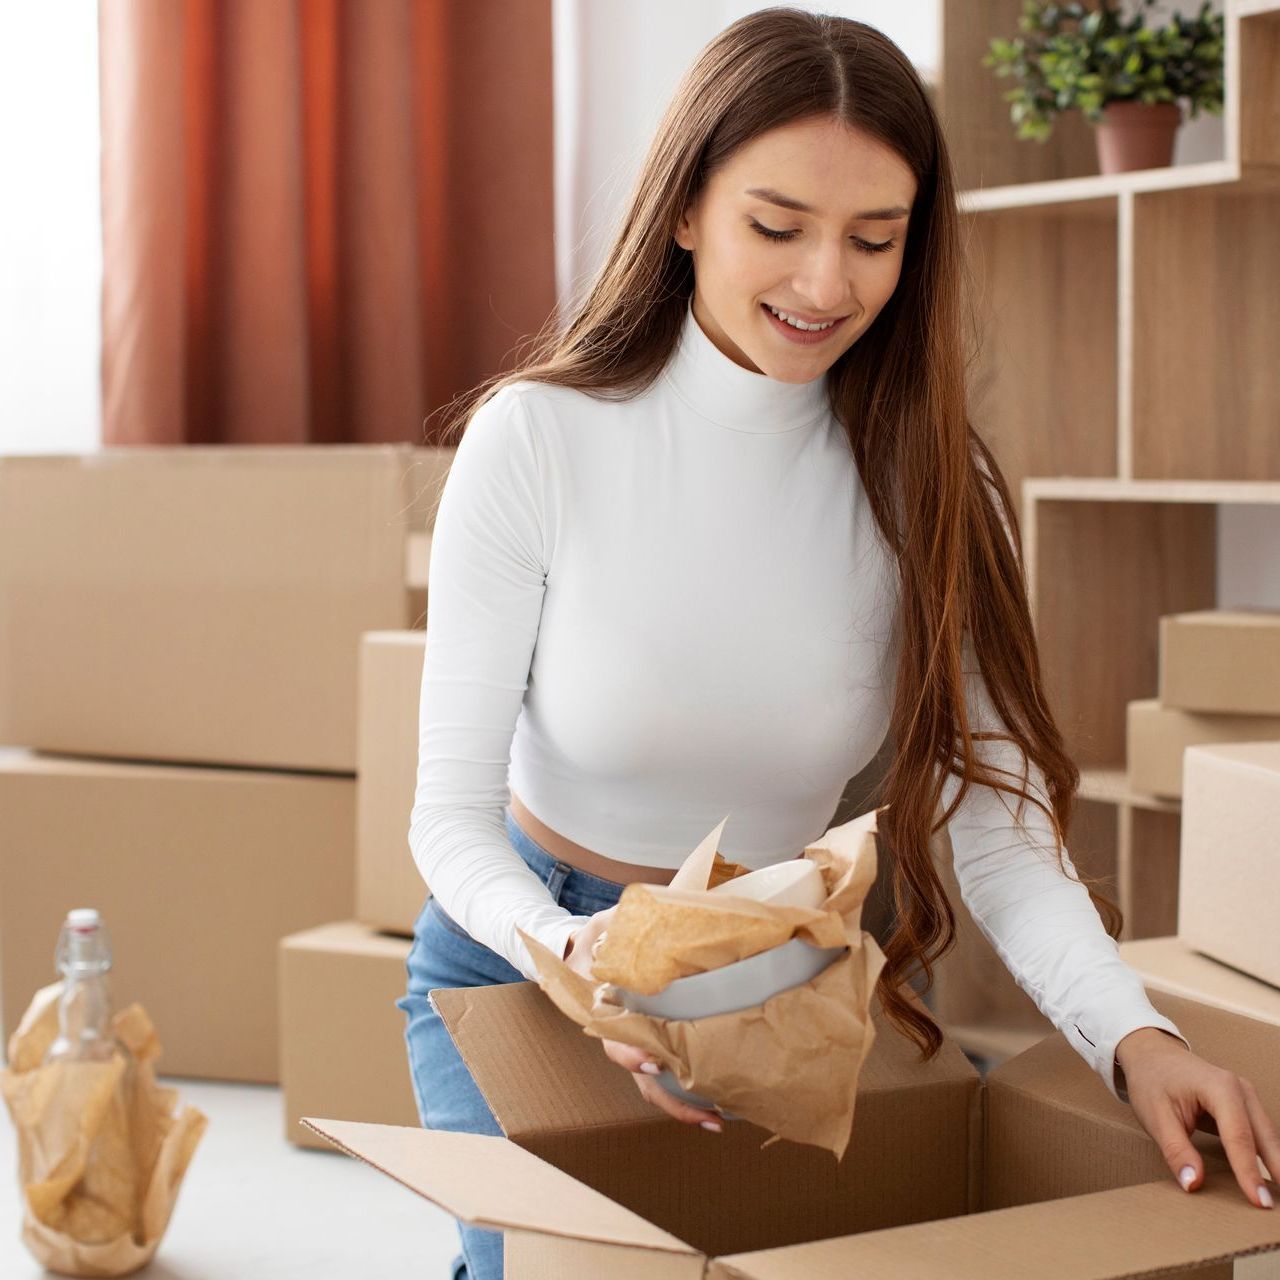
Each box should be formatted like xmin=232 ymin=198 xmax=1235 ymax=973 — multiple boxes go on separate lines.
xmin=300 ymin=1119 xmax=697 ymax=1254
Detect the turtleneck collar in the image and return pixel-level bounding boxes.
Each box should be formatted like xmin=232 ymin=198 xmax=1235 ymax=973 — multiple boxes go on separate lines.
xmin=662 ymin=297 xmax=832 ymax=434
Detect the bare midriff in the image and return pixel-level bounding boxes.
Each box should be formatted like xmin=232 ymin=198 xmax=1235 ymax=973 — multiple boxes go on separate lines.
xmin=509 ymin=791 xmax=676 ymax=887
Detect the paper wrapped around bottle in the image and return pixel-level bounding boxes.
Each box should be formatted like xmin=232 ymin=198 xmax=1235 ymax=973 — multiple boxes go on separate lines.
xmin=522 ymin=805 xmax=888 ymax=1160
xmin=0 ymin=982 xmax=208 ymax=1277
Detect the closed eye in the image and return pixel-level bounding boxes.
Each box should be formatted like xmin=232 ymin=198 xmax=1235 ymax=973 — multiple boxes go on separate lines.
xmin=748 ymin=218 xmax=896 ymax=255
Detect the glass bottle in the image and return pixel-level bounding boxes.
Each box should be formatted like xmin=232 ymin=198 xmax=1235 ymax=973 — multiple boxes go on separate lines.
xmin=44 ymin=908 xmax=122 ymax=1065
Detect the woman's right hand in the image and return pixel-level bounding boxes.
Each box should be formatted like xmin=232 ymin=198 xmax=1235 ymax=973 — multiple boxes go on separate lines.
xmin=599 ymin=1039 xmax=724 ymax=1131
xmin=563 ymin=909 xmax=723 ymax=1130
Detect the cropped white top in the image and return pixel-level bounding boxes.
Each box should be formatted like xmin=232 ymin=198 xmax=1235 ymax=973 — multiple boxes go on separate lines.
xmin=409 ymin=297 xmax=1188 ymax=1102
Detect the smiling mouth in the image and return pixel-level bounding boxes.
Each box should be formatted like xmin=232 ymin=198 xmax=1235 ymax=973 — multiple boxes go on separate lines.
xmin=763 ymin=304 xmax=849 ymax=326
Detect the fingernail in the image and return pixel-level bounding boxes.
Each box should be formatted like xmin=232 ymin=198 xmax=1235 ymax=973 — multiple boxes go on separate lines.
xmin=1178 ymin=1165 xmax=1196 ymax=1191
xmin=700 ymin=1119 xmax=722 ymax=1132
xmin=638 ymin=1062 xmax=660 ymax=1076
xmin=1259 ymin=1183 xmax=1274 ymax=1210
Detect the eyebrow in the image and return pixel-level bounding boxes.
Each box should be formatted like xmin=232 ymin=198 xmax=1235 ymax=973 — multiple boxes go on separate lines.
xmin=744 ymin=187 xmax=911 ymax=220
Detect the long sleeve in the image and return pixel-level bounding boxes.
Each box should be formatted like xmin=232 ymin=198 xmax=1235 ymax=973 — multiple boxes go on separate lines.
xmin=407 ymin=384 xmax=590 ymax=980
xmin=940 ymin=636 xmax=1190 ymax=1103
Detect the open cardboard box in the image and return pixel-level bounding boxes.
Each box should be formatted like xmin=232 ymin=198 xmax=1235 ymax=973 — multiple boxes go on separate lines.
xmin=304 ymin=982 xmax=1280 ymax=1278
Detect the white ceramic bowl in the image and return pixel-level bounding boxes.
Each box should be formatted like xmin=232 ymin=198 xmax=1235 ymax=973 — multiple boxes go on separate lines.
xmin=615 ymin=936 xmax=846 ymax=1113
xmin=616 ymin=936 xmax=845 ymax=1021
xmin=709 ymin=859 xmax=825 ymax=911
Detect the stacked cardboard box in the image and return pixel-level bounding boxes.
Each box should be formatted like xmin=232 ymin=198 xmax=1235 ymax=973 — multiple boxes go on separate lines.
xmin=0 ymin=447 xmax=449 ymax=1098
xmin=1122 ymin=739 xmax=1280 ymax=1026
xmin=279 ymin=629 xmax=434 ymax=1149
xmin=304 ymin=982 xmax=1280 ymax=1276
xmin=1127 ymin=608 xmax=1280 ymax=798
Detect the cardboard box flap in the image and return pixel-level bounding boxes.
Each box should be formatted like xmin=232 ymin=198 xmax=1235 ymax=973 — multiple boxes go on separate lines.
xmin=433 ymin=980 xmax=977 ymax=1142
xmin=431 ymin=983 xmax=658 ymax=1138
xmin=713 ymin=1174 xmax=1280 ymax=1279
xmin=990 ymin=989 xmax=1280 ymax=1126
xmin=301 ymin=1119 xmax=698 ymax=1256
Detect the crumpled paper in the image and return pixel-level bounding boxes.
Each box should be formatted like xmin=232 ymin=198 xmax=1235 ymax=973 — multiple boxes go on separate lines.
xmin=522 ymin=806 xmax=889 ymax=1160
xmin=0 ymin=981 xmax=208 ymax=1277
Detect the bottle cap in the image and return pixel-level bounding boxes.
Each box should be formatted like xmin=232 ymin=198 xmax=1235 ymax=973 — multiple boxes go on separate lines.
xmin=66 ymin=908 xmax=101 ymax=931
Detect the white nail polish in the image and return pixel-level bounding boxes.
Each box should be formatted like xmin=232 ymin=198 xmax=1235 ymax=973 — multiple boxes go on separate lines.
xmin=1260 ymin=1183 xmax=1274 ymax=1210
xmin=1178 ymin=1164 xmax=1196 ymax=1191
xmin=700 ymin=1119 xmax=722 ymax=1132
xmin=638 ymin=1062 xmax=660 ymax=1075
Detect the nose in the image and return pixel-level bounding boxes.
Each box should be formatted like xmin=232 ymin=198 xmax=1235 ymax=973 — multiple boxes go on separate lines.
xmin=792 ymin=239 xmax=854 ymax=317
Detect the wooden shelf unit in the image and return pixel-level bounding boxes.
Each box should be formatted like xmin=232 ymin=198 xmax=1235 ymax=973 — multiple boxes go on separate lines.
xmin=924 ymin=1 xmax=1280 ymax=1044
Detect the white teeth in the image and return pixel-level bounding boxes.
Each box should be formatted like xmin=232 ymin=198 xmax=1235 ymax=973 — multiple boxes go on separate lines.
xmin=767 ymin=304 xmax=836 ymax=332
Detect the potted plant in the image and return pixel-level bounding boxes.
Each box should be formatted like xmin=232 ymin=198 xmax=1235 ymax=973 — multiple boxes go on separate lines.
xmin=983 ymin=0 xmax=1225 ymax=174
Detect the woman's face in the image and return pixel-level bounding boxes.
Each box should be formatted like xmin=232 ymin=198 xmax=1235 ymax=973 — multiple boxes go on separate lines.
xmin=674 ymin=115 xmax=917 ymax=381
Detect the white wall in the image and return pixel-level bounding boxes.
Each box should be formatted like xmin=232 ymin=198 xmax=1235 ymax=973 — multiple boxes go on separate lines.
xmin=0 ymin=0 xmax=102 ymax=456
xmin=550 ymin=0 xmax=938 ymax=318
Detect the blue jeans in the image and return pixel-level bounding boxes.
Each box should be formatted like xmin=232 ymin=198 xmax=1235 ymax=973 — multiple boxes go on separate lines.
xmin=395 ymin=805 xmax=627 ymax=1280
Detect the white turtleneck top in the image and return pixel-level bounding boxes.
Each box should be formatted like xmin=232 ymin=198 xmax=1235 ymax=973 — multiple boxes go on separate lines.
xmin=409 ymin=297 xmax=1189 ymax=1102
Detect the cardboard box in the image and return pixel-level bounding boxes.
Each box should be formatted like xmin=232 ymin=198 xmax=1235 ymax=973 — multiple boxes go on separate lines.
xmin=1127 ymin=697 xmax=1280 ymax=798
xmin=0 ymin=445 xmax=452 ymax=772
xmin=278 ymin=921 xmax=419 ymax=1150
xmin=1179 ymin=742 xmax=1280 ymax=988
xmin=1159 ymin=609 xmax=1280 ymax=716
xmin=1120 ymin=936 xmax=1280 ymax=1029
xmin=304 ymin=983 xmax=1278 ymax=1277
xmin=0 ymin=750 xmax=354 ymax=1080
xmin=356 ymin=631 xmax=428 ymax=935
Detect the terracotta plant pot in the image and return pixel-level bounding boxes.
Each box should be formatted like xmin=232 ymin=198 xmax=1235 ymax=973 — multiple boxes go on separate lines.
xmin=1093 ymin=99 xmax=1183 ymax=174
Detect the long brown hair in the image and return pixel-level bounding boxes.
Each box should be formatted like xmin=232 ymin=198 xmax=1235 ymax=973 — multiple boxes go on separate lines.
xmin=421 ymin=7 xmax=1117 ymax=1063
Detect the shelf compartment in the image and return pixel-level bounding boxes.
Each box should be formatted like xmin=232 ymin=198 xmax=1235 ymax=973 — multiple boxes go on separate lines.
xmin=966 ymin=207 xmax=1119 ymax=501
xmin=1026 ymin=497 xmax=1217 ymax=767
xmin=1131 ymin=182 xmax=1280 ymax=480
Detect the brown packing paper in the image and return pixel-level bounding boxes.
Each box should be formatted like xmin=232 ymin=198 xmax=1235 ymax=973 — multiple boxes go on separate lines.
xmin=0 ymin=981 xmax=208 ymax=1277
xmin=523 ymin=807 xmax=889 ymax=1160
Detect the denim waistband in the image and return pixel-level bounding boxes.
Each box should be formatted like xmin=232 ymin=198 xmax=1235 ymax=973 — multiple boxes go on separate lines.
xmin=502 ymin=804 xmax=635 ymax=903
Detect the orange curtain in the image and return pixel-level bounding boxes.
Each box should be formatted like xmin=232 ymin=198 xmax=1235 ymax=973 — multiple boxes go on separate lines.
xmin=98 ymin=0 xmax=557 ymax=445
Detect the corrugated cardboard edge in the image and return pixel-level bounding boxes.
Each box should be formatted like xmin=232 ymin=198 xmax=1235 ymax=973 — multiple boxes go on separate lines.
xmin=300 ymin=1118 xmax=700 ymax=1259
xmin=708 ymin=1174 xmax=1280 ymax=1279
xmin=968 ymin=1067 xmax=986 ymax=1215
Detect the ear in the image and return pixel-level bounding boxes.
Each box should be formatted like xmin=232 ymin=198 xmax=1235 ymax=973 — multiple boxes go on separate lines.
xmin=673 ymin=204 xmax=695 ymax=252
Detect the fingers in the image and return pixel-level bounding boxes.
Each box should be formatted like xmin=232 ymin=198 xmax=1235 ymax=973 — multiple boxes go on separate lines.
xmin=601 ymin=1039 xmax=652 ymax=1072
xmin=599 ymin=1039 xmax=723 ymax=1130
xmin=636 ymin=1075 xmax=723 ymax=1130
xmin=1241 ymin=1077 xmax=1280 ymax=1192
xmin=1147 ymin=1096 xmax=1205 ymax=1193
xmin=1187 ymin=1076 xmax=1274 ymax=1208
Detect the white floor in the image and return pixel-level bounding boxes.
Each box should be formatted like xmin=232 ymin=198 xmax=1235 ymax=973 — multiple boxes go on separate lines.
xmin=0 ymin=1076 xmax=463 ymax=1278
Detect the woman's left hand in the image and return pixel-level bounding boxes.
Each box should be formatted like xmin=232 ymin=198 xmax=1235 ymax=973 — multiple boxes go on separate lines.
xmin=562 ymin=904 xmax=617 ymax=981
xmin=1118 ymin=1028 xmax=1278 ymax=1209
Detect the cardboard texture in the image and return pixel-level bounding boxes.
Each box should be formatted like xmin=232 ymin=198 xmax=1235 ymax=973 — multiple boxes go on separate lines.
xmin=0 ymin=751 xmax=355 ymax=1081
xmin=1179 ymin=743 xmax=1280 ymax=988
xmin=356 ymin=631 xmax=429 ymax=935
xmin=1159 ymin=609 xmax=1280 ymax=716
xmin=0 ymin=982 xmax=207 ymax=1276
xmin=302 ymin=987 xmax=1280 ymax=1278
xmin=1127 ymin=697 xmax=1280 ymax=798
xmin=278 ymin=921 xmax=419 ymax=1150
xmin=1120 ymin=936 xmax=1280 ymax=1030
xmin=0 ymin=445 xmax=453 ymax=772
xmin=526 ymin=809 xmax=886 ymax=1158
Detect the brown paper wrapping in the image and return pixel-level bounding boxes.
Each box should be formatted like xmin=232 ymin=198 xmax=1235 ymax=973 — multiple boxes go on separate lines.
xmin=523 ymin=807 xmax=889 ymax=1160
xmin=0 ymin=981 xmax=209 ymax=1277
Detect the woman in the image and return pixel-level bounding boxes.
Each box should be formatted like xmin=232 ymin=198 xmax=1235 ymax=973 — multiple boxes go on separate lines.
xmin=396 ymin=9 xmax=1278 ymax=1278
